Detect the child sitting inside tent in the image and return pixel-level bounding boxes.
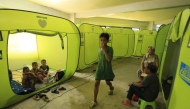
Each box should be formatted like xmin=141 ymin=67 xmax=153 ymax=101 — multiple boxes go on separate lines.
xmin=22 ymin=66 xmax=37 ymax=88
xmin=30 ymin=62 xmax=50 ymax=102
xmin=40 ymin=59 xmax=49 ymax=75
xmin=30 ymin=62 xmax=46 ymax=90
xmin=9 ymin=69 xmax=35 ymax=95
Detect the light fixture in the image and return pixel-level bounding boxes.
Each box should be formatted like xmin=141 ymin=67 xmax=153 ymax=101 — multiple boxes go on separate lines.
xmin=132 ymin=28 xmax=140 ymax=31
xmin=101 ymin=26 xmax=106 ymax=28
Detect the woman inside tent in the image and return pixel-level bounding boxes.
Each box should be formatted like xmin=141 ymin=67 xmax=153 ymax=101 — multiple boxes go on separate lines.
xmin=137 ymin=46 xmax=159 ymax=82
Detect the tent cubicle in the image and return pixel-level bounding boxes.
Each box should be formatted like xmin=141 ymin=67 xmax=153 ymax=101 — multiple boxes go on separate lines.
xmin=158 ymin=8 xmax=189 ymax=109
xmin=155 ymin=24 xmax=170 ymax=66
xmin=106 ymin=27 xmax=135 ymax=57
xmin=134 ymin=30 xmax=157 ymax=56
xmin=77 ymin=23 xmax=103 ymax=70
xmin=0 ymin=9 xmax=80 ymax=108
xmin=132 ymin=30 xmax=140 ymax=56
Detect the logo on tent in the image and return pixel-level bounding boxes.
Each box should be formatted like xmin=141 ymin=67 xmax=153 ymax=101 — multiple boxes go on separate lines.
xmin=0 ymin=50 xmax=2 ymax=60
xmin=179 ymin=62 xmax=190 ymax=86
xmin=38 ymin=19 xmax=47 ymax=28
xmin=36 ymin=16 xmax=47 ymax=28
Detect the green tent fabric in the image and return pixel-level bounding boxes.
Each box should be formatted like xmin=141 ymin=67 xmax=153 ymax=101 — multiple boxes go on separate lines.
xmin=169 ymin=8 xmax=189 ymax=42
xmin=77 ymin=23 xmax=103 ymax=70
xmin=106 ymin=27 xmax=135 ymax=57
xmin=167 ymin=9 xmax=190 ymax=109
xmin=158 ymin=8 xmax=190 ymax=109
xmin=134 ymin=30 xmax=156 ymax=56
xmin=155 ymin=24 xmax=170 ymax=65
xmin=133 ymin=30 xmax=140 ymax=55
xmin=0 ymin=9 xmax=80 ymax=108
xmin=168 ymin=18 xmax=190 ymax=109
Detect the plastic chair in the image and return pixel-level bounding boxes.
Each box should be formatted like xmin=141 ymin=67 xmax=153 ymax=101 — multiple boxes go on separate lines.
xmin=139 ymin=98 xmax=156 ymax=109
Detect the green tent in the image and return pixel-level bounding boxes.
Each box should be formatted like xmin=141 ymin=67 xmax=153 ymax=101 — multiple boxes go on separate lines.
xmin=133 ymin=30 xmax=140 ymax=56
xmin=158 ymin=8 xmax=190 ymax=109
xmin=0 ymin=9 xmax=80 ymax=108
xmin=134 ymin=30 xmax=157 ymax=56
xmin=77 ymin=23 xmax=103 ymax=70
xmin=106 ymin=27 xmax=135 ymax=57
xmin=155 ymin=24 xmax=170 ymax=67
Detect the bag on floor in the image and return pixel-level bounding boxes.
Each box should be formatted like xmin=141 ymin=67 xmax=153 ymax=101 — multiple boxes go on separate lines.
xmin=55 ymin=70 xmax=65 ymax=81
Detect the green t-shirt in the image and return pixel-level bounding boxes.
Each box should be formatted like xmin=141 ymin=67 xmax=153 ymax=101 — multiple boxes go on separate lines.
xmin=95 ymin=46 xmax=115 ymax=80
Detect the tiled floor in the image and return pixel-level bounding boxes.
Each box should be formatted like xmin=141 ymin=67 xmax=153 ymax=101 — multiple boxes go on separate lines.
xmin=8 ymin=57 xmax=166 ymax=109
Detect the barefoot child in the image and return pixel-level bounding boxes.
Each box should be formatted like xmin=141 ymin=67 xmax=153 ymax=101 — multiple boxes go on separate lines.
xmin=89 ymin=33 xmax=115 ymax=108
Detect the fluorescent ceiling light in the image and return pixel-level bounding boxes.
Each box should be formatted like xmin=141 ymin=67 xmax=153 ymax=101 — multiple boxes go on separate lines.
xmin=132 ymin=28 xmax=140 ymax=30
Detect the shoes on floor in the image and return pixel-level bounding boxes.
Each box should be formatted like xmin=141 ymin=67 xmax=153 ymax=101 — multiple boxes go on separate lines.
xmin=32 ymin=95 xmax=40 ymax=101
xmin=51 ymin=90 xmax=59 ymax=94
xmin=42 ymin=95 xmax=50 ymax=102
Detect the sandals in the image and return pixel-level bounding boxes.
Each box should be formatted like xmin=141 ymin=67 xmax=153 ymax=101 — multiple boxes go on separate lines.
xmin=51 ymin=90 xmax=59 ymax=94
xmin=89 ymin=101 xmax=97 ymax=109
xmin=33 ymin=95 xmax=40 ymax=101
xmin=43 ymin=88 xmax=50 ymax=93
xmin=58 ymin=87 xmax=66 ymax=90
xmin=42 ymin=95 xmax=50 ymax=102
xmin=108 ymin=86 xmax=114 ymax=95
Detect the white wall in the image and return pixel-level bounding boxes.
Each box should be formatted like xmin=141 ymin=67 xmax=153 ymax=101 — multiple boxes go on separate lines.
xmin=0 ymin=0 xmax=69 ymax=19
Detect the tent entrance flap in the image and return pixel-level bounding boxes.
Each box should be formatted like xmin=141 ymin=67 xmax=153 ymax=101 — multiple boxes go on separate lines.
xmin=161 ymin=39 xmax=181 ymax=101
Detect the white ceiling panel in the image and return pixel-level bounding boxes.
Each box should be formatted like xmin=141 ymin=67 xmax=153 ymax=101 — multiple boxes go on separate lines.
xmin=28 ymin=0 xmax=151 ymax=13
xmin=97 ymin=6 xmax=190 ymax=21
xmin=27 ymin=0 xmax=190 ymax=22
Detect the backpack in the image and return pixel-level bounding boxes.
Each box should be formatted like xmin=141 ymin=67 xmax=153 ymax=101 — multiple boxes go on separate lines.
xmin=55 ymin=70 xmax=65 ymax=81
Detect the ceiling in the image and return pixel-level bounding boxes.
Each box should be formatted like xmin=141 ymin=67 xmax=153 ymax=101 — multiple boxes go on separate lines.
xmin=28 ymin=0 xmax=190 ymax=22
xmin=28 ymin=0 xmax=151 ymax=13
xmin=97 ymin=6 xmax=189 ymax=21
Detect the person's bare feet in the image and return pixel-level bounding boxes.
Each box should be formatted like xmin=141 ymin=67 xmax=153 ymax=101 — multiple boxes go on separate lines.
xmin=122 ymin=100 xmax=134 ymax=107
